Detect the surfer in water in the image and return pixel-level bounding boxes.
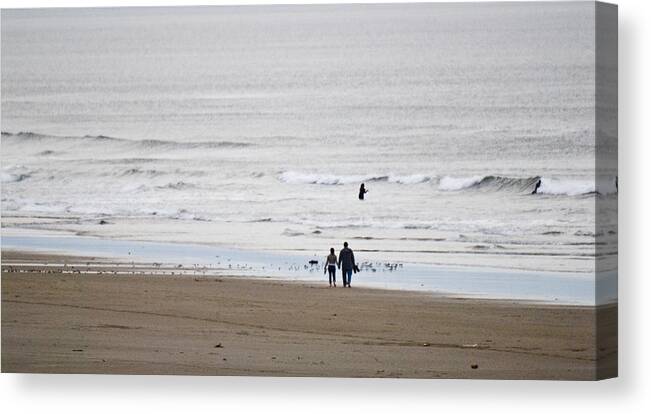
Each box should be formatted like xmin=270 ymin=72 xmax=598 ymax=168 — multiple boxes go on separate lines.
xmin=531 ymin=179 xmax=542 ymax=195
xmin=359 ymin=183 xmax=368 ymax=200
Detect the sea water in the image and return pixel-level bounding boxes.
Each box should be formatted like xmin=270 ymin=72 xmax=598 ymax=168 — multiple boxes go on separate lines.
xmin=1 ymin=3 xmax=617 ymax=299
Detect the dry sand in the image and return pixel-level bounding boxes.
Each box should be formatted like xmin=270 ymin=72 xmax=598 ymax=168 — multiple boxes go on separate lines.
xmin=1 ymin=251 xmax=616 ymax=379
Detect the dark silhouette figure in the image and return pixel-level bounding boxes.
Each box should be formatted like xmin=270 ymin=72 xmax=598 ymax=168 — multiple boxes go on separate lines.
xmin=531 ymin=179 xmax=542 ymax=195
xmin=358 ymin=183 xmax=368 ymax=200
xmin=338 ymin=242 xmax=356 ymax=288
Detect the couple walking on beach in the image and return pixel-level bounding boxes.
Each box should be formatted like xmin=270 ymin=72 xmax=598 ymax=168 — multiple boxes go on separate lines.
xmin=324 ymin=242 xmax=358 ymax=288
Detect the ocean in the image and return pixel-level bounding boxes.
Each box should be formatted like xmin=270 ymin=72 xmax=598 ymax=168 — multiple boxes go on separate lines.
xmin=1 ymin=3 xmax=617 ymax=301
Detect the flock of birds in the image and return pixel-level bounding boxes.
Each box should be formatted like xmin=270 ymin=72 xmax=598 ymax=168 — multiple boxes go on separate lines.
xmin=305 ymin=260 xmax=402 ymax=273
xmin=3 ymin=256 xmax=405 ymax=277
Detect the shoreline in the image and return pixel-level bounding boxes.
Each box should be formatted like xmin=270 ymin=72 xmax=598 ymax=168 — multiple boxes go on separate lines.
xmin=0 ymin=232 xmax=615 ymax=305
xmin=1 ymin=249 xmax=600 ymax=309
xmin=1 ymin=251 xmax=617 ymax=379
xmin=1 ymin=250 xmax=597 ymax=308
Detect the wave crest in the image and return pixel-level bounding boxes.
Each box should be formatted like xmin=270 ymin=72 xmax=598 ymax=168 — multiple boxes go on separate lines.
xmin=1 ymin=166 xmax=33 ymax=183
xmin=438 ymin=176 xmax=484 ymax=191
xmin=439 ymin=175 xmax=616 ymax=196
xmin=278 ymin=171 xmax=430 ymax=185
xmin=2 ymin=131 xmax=253 ymax=151
xmin=277 ymin=171 xmax=617 ymax=196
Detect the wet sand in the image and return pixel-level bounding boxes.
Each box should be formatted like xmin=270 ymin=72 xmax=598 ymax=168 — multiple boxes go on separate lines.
xmin=1 ymin=251 xmax=617 ymax=379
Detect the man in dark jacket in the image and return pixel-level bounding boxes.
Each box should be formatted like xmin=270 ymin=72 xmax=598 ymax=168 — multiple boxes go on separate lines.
xmin=338 ymin=241 xmax=356 ymax=287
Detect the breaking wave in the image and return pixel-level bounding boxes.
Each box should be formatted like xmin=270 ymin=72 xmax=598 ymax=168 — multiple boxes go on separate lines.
xmin=438 ymin=175 xmax=617 ymax=195
xmin=438 ymin=175 xmax=543 ymax=193
xmin=438 ymin=176 xmax=484 ymax=191
xmin=1 ymin=171 xmax=30 ymax=183
xmin=457 ymin=175 xmax=617 ymax=196
xmin=278 ymin=171 xmax=430 ymax=185
xmin=537 ymin=179 xmax=596 ymax=196
xmin=1 ymin=166 xmax=33 ymax=183
xmin=388 ymin=174 xmax=431 ymax=184
xmin=277 ymin=171 xmax=617 ymax=196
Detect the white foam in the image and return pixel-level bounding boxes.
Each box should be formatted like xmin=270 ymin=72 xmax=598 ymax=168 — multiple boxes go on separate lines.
xmin=538 ymin=178 xmax=596 ymax=196
xmin=1 ymin=166 xmax=32 ymax=183
xmin=438 ymin=175 xmax=484 ymax=191
xmin=17 ymin=201 xmax=69 ymax=214
xmin=1 ymin=172 xmax=23 ymax=183
xmin=388 ymin=174 xmax=430 ymax=184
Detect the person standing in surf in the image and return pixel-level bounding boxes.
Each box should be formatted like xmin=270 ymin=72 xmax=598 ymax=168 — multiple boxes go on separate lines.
xmin=338 ymin=242 xmax=356 ymax=288
xmin=531 ymin=179 xmax=542 ymax=194
xmin=324 ymin=248 xmax=338 ymax=287
xmin=358 ymin=183 xmax=368 ymax=200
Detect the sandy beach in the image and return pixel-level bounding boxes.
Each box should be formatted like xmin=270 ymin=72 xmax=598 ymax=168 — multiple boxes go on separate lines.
xmin=1 ymin=251 xmax=616 ymax=379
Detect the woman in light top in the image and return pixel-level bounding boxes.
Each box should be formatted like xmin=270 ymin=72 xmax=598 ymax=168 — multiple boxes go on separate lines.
xmin=324 ymin=247 xmax=338 ymax=287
